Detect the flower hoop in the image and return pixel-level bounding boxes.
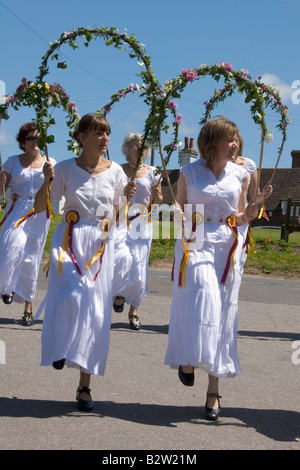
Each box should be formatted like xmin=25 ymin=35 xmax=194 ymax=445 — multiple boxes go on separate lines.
xmin=0 ymin=77 xmax=80 ymax=157
xmin=151 ymin=62 xmax=290 ymax=203
xmin=36 ymin=26 xmax=163 ymax=171
xmin=0 ymin=27 xmax=290 ymax=211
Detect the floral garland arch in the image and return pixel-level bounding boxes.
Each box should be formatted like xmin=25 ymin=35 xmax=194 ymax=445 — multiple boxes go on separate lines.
xmin=0 ymin=26 xmax=160 ymax=207
xmin=36 ymin=26 xmax=161 ymax=153
xmin=139 ymin=63 xmax=290 ymax=204
xmin=0 ymin=26 xmax=290 ymax=209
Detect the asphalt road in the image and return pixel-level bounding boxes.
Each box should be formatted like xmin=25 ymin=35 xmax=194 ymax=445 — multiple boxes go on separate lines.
xmin=0 ymin=267 xmax=299 ymax=452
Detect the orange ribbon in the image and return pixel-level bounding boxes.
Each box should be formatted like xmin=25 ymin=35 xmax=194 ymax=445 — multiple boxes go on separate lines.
xmin=85 ymin=218 xmax=110 ymax=281
xmin=220 ymin=215 xmax=238 ymax=285
xmin=58 ymin=210 xmax=82 ymax=276
xmin=46 ymin=181 xmax=57 ymax=219
xmin=178 ymin=212 xmax=203 ymax=287
xmin=243 ymin=221 xmax=257 ymax=255
xmin=258 ymin=197 xmax=270 ymax=221
xmin=0 ymin=193 xmax=19 ymax=227
xmin=43 ymin=258 xmax=50 ymax=278
xmin=14 ymin=207 xmax=36 ymax=227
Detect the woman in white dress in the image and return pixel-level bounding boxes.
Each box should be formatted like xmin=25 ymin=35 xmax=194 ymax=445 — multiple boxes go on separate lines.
xmin=164 ymin=116 xmax=258 ymax=421
xmin=112 ymin=133 xmax=163 ymax=330
xmin=34 ymin=114 xmax=136 ymax=411
xmin=0 ymin=122 xmax=56 ymax=326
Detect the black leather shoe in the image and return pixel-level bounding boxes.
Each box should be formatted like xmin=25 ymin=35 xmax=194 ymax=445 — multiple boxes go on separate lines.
xmin=113 ymin=296 xmax=125 ymax=312
xmin=2 ymin=292 xmax=14 ymax=305
xmin=52 ymin=358 xmax=65 ymax=370
xmin=205 ymin=392 xmax=221 ymax=421
xmin=22 ymin=311 xmax=34 ymax=326
xmin=129 ymin=314 xmax=141 ymax=330
xmin=178 ymin=365 xmax=194 ymax=386
xmin=76 ymin=386 xmax=94 ymax=412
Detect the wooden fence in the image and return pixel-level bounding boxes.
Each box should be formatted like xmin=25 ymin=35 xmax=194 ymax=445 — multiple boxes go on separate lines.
xmin=281 ymin=198 xmax=300 ymax=242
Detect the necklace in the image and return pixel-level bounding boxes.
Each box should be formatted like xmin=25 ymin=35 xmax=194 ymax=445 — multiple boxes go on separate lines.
xmin=79 ymin=158 xmax=101 ymax=174
xmin=86 ymin=165 xmax=96 ymax=174
xmin=128 ymin=161 xmax=143 ymax=174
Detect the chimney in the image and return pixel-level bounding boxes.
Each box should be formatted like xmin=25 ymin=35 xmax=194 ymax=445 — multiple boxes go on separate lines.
xmin=291 ymin=150 xmax=300 ymax=168
xmin=178 ymin=136 xmax=198 ymax=167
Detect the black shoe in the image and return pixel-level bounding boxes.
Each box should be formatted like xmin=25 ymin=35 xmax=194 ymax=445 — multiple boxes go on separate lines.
xmin=205 ymin=392 xmax=222 ymax=421
xmin=178 ymin=365 xmax=195 ymax=386
xmin=52 ymin=358 xmax=65 ymax=370
xmin=113 ymin=296 xmax=125 ymax=312
xmin=2 ymin=292 xmax=14 ymax=305
xmin=22 ymin=311 xmax=34 ymax=326
xmin=76 ymin=386 xmax=94 ymax=412
xmin=129 ymin=314 xmax=141 ymax=330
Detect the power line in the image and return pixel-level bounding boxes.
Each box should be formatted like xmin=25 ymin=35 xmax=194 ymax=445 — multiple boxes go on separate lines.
xmin=0 ymin=0 xmax=121 ymax=88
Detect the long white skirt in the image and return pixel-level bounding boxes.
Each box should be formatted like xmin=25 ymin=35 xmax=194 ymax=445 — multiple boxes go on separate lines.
xmin=113 ymin=218 xmax=152 ymax=308
xmin=164 ymin=236 xmax=243 ymax=378
xmin=38 ymin=219 xmax=114 ymax=376
xmin=0 ymin=197 xmax=50 ymax=303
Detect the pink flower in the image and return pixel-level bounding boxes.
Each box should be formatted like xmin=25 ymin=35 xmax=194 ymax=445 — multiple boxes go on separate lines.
xmin=175 ymin=114 xmax=183 ymax=124
xmin=168 ymin=100 xmax=178 ymax=110
xmin=266 ymin=238 xmax=271 ymax=242
xmin=223 ymin=63 xmax=233 ymax=72
xmin=170 ymin=142 xmax=179 ymax=150
xmin=16 ymin=77 xmax=28 ymax=94
xmin=102 ymin=105 xmax=111 ymax=114
xmin=129 ymin=83 xmax=135 ymax=93
xmin=69 ymin=101 xmax=77 ymax=111
xmin=182 ymin=69 xmax=197 ymax=82
xmin=7 ymin=95 xmax=18 ymax=104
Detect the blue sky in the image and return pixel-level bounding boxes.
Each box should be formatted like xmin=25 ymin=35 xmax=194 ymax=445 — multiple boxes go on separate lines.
xmin=0 ymin=0 xmax=299 ymax=173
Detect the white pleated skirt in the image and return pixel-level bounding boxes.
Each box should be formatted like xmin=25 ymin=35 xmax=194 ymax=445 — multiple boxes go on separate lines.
xmin=164 ymin=235 xmax=243 ymax=378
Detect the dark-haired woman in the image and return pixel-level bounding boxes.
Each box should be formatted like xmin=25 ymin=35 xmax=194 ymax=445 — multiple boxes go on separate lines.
xmin=0 ymin=122 xmax=56 ymax=325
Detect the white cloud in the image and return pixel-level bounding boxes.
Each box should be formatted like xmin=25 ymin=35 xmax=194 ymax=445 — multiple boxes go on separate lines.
xmin=0 ymin=80 xmax=6 ymax=104
xmin=261 ymin=73 xmax=293 ymax=102
xmin=0 ymin=128 xmax=14 ymax=146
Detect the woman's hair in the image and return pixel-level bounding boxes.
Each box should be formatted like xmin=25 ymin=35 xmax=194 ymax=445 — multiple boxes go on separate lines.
xmin=16 ymin=122 xmax=39 ymax=151
xmin=197 ymin=115 xmax=239 ymax=169
xmin=73 ymin=113 xmax=111 ymax=148
xmin=121 ymin=132 xmax=150 ymax=162
xmin=237 ymin=129 xmax=244 ymax=155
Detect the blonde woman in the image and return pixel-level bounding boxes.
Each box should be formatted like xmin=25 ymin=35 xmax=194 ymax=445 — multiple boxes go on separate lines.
xmin=164 ymin=117 xmax=258 ymax=421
